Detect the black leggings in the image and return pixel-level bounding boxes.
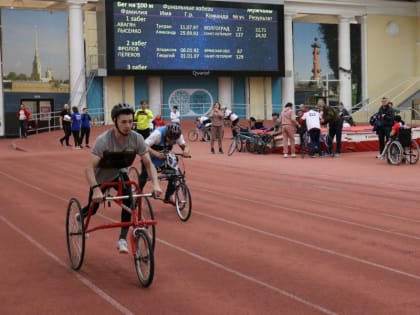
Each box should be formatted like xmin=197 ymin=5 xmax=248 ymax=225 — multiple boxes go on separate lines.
xmin=139 ymin=162 xmax=176 ymax=200
xmin=82 ymin=174 xmax=132 ymax=240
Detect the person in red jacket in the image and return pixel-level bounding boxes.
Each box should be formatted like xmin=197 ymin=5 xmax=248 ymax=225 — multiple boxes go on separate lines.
xmin=17 ymin=103 xmax=30 ymax=138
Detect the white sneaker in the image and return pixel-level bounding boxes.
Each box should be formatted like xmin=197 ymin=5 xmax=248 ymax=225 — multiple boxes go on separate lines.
xmin=117 ymin=239 xmax=129 ymax=254
xmin=291 ymin=154 xmax=296 ymax=158
xmin=284 ymin=154 xmax=288 ymax=158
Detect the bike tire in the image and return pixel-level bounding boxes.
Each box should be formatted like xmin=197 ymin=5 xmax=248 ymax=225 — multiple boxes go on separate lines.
xmin=175 ymin=183 xmax=192 ymax=222
xmin=66 ymin=198 xmax=85 ymax=271
xmin=133 ymin=228 xmax=154 ymax=287
xmin=188 ymin=130 xmax=198 ymax=142
xmin=227 ymin=138 xmax=237 ymax=156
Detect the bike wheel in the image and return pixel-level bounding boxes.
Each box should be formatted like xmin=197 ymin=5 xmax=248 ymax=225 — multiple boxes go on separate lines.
xmin=175 ymin=183 xmax=192 ymax=222
xmin=133 ymin=228 xmax=154 ymax=287
xmin=66 ymin=198 xmax=85 ymax=271
xmin=138 ymin=196 xmax=156 ymax=249
xmin=387 ymin=141 xmax=403 ymax=165
xmin=188 ymin=130 xmax=198 ymax=142
xmin=236 ymin=138 xmax=243 ymax=152
xmin=227 ymin=138 xmax=237 ymax=156
xmin=404 ymin=140 xmax=420 ymax=164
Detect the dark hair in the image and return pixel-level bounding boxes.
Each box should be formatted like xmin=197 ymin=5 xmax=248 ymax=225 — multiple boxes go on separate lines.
xmin=272 ymin=112 xmax=279 ymax=117
xmin=395 ymin=115 xmax=402 ymax=122
xmin=111 ymin=103 xmax=134 ymax=120
xmin=285 ymin=102 xmax=293 ymax=108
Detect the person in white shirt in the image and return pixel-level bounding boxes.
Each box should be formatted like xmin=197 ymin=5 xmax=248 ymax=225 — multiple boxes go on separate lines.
xmin=223 ymin=107 xmax=239 ymax=137
xmin=302 ymin=108 xmax=322 ymax=157
xmin=170 ymin=106 xmax=181 ymax=125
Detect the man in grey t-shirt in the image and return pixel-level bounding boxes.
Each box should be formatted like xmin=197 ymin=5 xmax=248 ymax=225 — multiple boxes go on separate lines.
xmin=82 ymin=103 xmax=162 ymax=253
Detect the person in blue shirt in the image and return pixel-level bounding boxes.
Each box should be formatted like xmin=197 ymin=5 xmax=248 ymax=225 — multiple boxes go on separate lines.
xmin=70 ymin=106 xmax=82 ymax=149
xmin=139 ymin=124 xmax=190 ymax=204
xmin=80 ymin=107 xmax=92 ymax=148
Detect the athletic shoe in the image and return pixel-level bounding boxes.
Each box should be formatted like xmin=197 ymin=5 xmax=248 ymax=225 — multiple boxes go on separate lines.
xmin=284 ymin=154 xmax=288 ymax=158
xmin=117 ymin=239 xmax=129 ymax=254
xmin=163 ymin=196 xmax=176 ymax=206
xmin=334 ymin=153 xmax=341 ymax=157
xmin=219 ymin=148 xmax=224 ymax=154
xmin=291 ymin=154 xmax=296 ymax=158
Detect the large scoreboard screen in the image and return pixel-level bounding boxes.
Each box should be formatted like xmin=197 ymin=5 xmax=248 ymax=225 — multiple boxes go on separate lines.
xmin=105 ymin=0 xmax=284 ymax=76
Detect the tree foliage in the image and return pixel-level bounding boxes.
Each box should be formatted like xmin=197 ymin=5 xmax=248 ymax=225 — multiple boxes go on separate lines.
xmin=318 ymin=23 xmax=362 ymax=107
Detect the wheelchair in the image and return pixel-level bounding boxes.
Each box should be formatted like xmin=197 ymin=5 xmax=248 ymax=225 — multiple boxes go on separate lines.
xmin=380 ymin=128 xmax=419 ymax=165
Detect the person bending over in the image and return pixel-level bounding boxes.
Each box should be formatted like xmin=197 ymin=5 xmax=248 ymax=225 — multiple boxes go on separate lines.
xmin=139 ymin=124 xmax=190 ymax=204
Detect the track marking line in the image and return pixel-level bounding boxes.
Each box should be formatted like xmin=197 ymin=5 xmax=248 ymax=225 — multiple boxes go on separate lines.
xmin=194 ymin=210 xmax=420 ymax=282
xmin=193 ymin=186 xmax=420 ymax=241
xmin=0 ymin=215 xmax=135 ymax=315
xmin=158 ymin=238 xmax=339 ymax=315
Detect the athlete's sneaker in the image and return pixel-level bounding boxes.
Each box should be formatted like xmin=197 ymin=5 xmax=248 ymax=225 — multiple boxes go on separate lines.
xmin=117 ymin=239 xmax=129 ymax=254
xmin=163 ymin=196 xmax=176 ymax=206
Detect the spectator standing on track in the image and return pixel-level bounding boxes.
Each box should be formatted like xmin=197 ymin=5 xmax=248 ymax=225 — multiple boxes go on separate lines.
xmin=80 ymin=107 xmax=91 ymax=148
xmin=17 ymin=103 xmax=30 ymax=138
xmin=59 ymin=104 xmax=72 ymax=147
xmin=170 ymin=105 xmax=181 ymax=125
xmin=209 ymin=101 xmax=224 ymax=154
xmin=81 ymin=103 xmax=162 ymax=253
xmin=134 ymin=100 xmax=154 ymax=140
xmin=223 ymin=107 xmax=239 ymax=137
xmin=71 ymin=106 xmax=82 ymax=149
xmin=376 ymin=97 xmax=395 ymax=158
xmin=302 ymin=107 xmax=322 ymax=158
xmin=319 ymin=102 xmax=341 ymax=157
xmin=139 ymin=124 xmax=190 ymax=204
xmin=280 ymin=102 xmax=298 ymax=158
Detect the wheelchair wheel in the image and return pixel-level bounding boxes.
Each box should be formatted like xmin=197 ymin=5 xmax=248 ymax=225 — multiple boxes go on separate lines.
xmin=403 ymin=140 xmax=420 ymax=164
xmin=188 ymin=130 xmax=198 ymax=142
xmin=260 ymin=135 xmax=275 ymax=154
xmin=66 ymin=198 xmax=85 ymax=271
xmin=175 ymin=183 xmax=192 ymax=222
xmin=387 ymin=141 xmax=403 ymax=165
xmin=133 ymin=228 xmax=154 ymax=287
xmin=246 ymin=135 xmax=259 ymax=153
xmin=137 ymin=196 xmax=156 ymax=249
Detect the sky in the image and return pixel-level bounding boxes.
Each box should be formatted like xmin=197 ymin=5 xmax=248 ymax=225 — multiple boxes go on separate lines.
xmin=1 ymin=9 xmax=68 ymax=80
xmin=0 ymin=10 xmax=333 ymax=82
xmin=293 ymin=22 xmax=334 ymax=82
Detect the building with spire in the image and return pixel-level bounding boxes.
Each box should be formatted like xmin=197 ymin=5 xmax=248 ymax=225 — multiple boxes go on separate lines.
xmin=30 ymin=28 xmax=42 ymax=81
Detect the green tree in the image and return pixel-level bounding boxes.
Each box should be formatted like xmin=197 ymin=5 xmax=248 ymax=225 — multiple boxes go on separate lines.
xmin=318 ymin=24 xmax=362 ymax=109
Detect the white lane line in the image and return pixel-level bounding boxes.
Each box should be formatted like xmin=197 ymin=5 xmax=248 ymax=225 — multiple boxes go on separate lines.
xmin=193 ymin=186 xmax=420 ymax=241
xmin=195 ymin=210 xmax=420 ymax=282
xmin=158 ymin=238 xmax=339 ymax=315
xmin=0 ymin=215 xmax=134 ymax=315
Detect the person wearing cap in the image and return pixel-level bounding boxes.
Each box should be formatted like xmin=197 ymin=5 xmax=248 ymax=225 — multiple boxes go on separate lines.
xmin=139 ymin=123 xmax=190 ymax=204
xmin=81 ymin=103 xmax=162 ymax=254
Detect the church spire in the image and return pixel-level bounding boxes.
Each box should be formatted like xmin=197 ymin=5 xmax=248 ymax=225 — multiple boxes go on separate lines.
xmin=30 ymin=26 xmax=42 ymax=81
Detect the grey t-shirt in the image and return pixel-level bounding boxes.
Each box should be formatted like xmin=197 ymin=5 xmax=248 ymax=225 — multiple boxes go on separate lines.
xmin=92 ymin=129 xmax=147 ymax=183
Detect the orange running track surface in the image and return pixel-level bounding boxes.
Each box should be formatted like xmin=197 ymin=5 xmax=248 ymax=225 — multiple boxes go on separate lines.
xmin=1 ymin=126 xmax=420 ymax=315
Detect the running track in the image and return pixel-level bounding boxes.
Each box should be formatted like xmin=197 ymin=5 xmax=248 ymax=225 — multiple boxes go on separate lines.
xmin=1 ymin=126 xmax=420 ymax=315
